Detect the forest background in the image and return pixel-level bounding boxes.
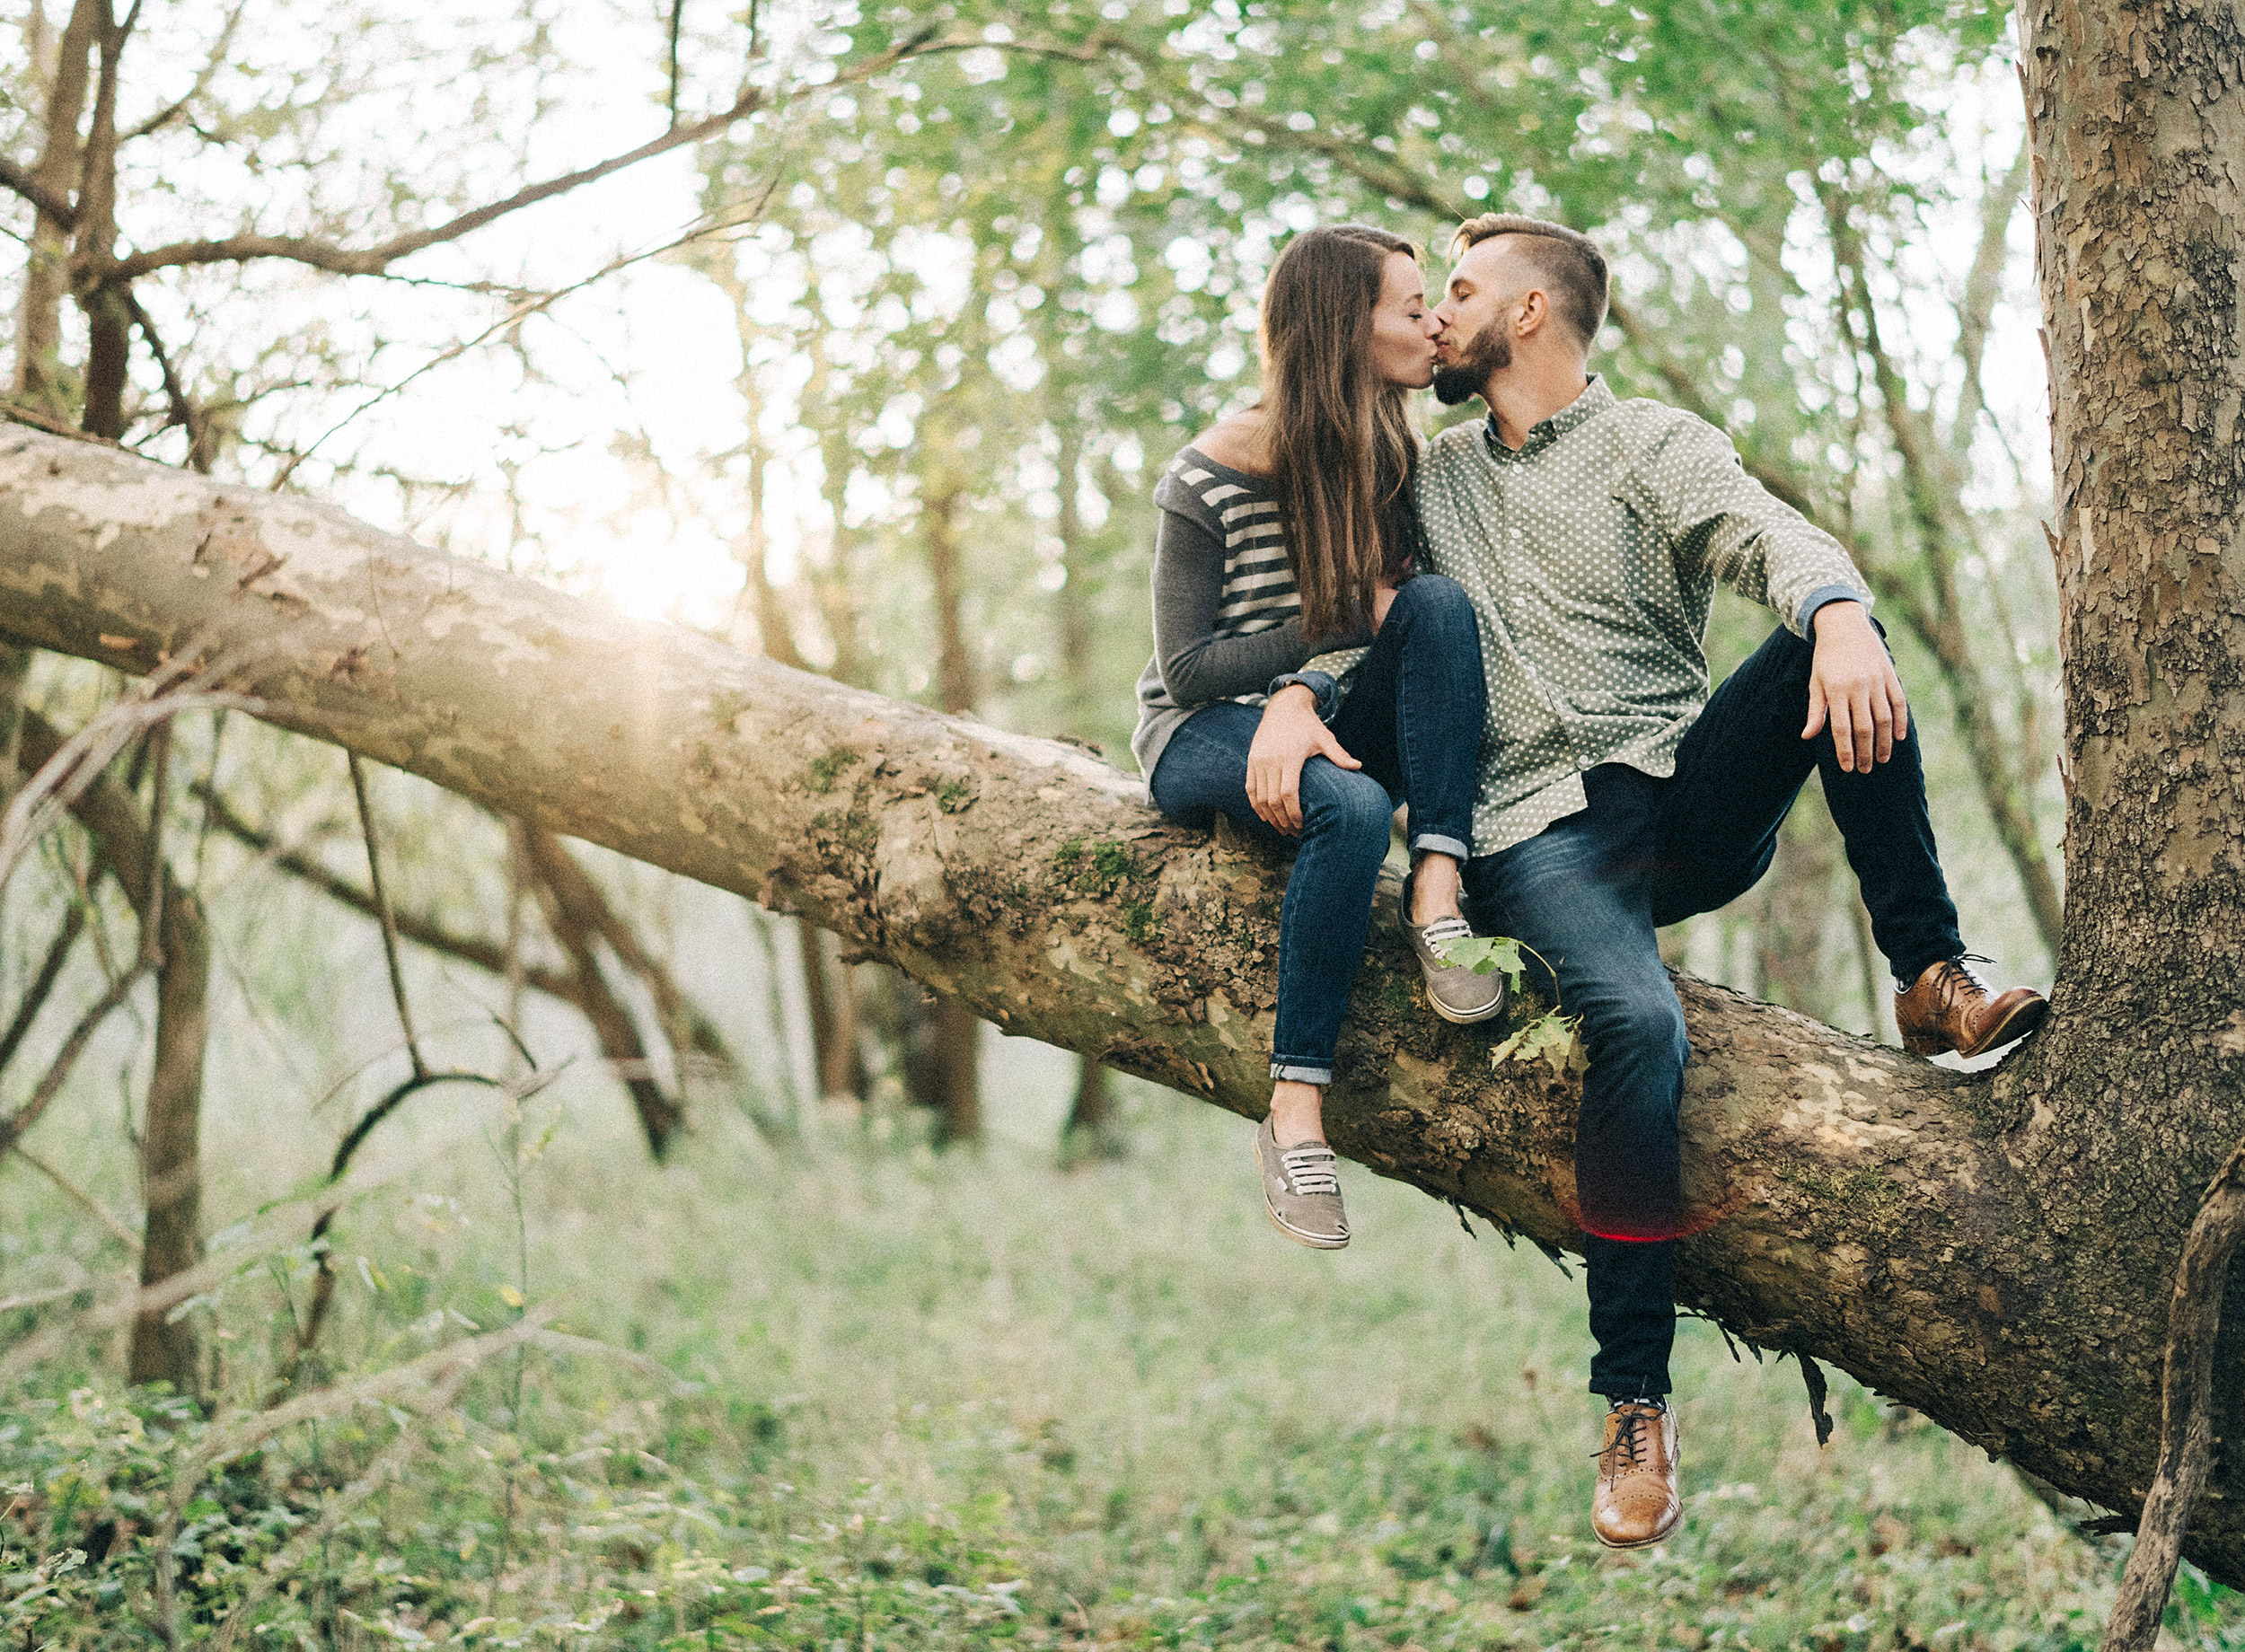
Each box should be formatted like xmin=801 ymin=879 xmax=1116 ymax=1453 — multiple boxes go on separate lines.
xmin=0 ymin=0 xmax=2205 ymax=1646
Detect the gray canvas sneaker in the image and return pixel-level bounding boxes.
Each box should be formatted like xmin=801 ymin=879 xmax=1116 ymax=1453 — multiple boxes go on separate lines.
xmin=1402 ymin=905 xmax=1509 ymax=1024
xmin=1253 ymin=1116 xmax=1350 ymax=1249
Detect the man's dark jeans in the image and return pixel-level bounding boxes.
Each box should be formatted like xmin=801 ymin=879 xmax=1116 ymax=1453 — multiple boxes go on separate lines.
xmin=1462 ymin=622 xmax=1962 ymax=1397
xmin=1149 ymin=575 xmax=1487 ymax=1085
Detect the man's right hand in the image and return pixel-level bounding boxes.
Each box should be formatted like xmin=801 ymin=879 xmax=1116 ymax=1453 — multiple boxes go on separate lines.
xmin=1246 ymin=683 xmax=1361 ymax=834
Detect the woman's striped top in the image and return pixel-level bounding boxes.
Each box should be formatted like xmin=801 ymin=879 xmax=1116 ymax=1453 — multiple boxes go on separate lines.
xmin=1131 ymin=446 xmax=1363 ymax=778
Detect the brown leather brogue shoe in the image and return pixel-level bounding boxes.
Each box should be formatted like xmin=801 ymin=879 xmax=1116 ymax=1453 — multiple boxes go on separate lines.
xmin=1591 ymin=1401 xmax=1681 ymax=1551
xmin=1896 ymin=954 xmax=2049 ymax=1058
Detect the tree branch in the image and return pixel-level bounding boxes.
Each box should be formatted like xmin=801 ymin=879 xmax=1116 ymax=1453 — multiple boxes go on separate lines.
xmin=0 ymin=901 xmax=87 ymax=1081
xmin=2102 ymin=1142 xmax=2245 ymax=1652
xmin=119 ymin=0 xmax=243 ymax=143
xmin=518 ymin=826 xmax=683 ymax=1157
xmin=0 ymin=155 xmax=76 ymax=225
xmin=187 ymin=780 xmax=579 ymax=1004
xmin=10 ymin=1140 xmax=142 ymax=1252
xmin=105 ymin=27 xmax=960 ymax=285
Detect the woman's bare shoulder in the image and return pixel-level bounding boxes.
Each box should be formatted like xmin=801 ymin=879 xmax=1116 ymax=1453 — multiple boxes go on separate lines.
xmin=1189 ymin=411 xmax=1270 ymax=477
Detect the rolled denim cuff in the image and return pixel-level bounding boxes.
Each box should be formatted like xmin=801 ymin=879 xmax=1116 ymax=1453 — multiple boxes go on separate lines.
xmin=1270 ymin=1059 xmax=1334 ymax=1085
xmin=1799 ymin=585 xmax=1870 ymax=637
xmin=1408 ymin=832 xmax=1471 ymax=863
xmin=1266 ymin=669 xmax=1340 ymax=723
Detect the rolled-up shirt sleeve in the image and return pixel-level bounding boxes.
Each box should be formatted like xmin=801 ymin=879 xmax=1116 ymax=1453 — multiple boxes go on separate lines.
xmin=1647 ymin=416 xmax=1871 ymax=637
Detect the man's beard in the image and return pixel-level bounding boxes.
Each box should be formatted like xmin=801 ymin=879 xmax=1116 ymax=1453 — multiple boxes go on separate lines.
xmin=1432 ymin=321 xmax=1511 ymax=405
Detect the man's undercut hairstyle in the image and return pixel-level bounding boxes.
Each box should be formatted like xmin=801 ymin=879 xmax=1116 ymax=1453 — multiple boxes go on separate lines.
xmin=1448 ymin=213 xmax=1609 ymax=349
xmin=1257 ymin=223 xmax=1422 ymax=644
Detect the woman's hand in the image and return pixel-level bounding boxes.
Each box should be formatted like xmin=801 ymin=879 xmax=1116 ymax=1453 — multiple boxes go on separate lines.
xmin=1371 ymin=583 xmax=1399 ymax=631
xmin=1247 ymin=684 xmax=1361 ymax=834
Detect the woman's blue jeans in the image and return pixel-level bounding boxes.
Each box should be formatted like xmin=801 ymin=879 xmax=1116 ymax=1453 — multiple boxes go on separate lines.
xmin=1149 ymin=576 xmax=1487 ymax=1085
xmin=1463 ymin=620 xmax=1963 ymax=1397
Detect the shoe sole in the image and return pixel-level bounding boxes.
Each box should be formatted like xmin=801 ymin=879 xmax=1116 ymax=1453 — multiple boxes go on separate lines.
xmin=1592 ymin=1511 xmax=1681 ymax=1551
xmin=1424 ymin=981 xmax=1508 ymax=1025
xmin=1264 ymin=1201 xmax=1350 ymax=1249
xmin=1903 ymin=996 xmax=2051 ymax=1059
xmin=1251 ymin=1135 xmax=1350 ymax=1250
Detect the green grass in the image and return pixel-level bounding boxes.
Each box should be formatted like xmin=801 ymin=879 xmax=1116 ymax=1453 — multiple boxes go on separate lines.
xmin=0 ymin=1085 xmax=2229 ymax=1649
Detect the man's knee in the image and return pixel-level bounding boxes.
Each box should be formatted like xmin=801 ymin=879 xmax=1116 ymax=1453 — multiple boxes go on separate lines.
xmin=1580 ymin=979 xmax=1689 ymax=1076
xmin=1392 ymin=573 xmax=1475 ymax=631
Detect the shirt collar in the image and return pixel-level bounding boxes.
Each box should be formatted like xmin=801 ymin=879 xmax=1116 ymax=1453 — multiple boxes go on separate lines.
xmin=1482 ymin=373 xmax=1613 ymax=460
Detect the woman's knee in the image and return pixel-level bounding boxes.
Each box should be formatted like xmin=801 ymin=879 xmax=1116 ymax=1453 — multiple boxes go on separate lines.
xmin=1299 ymin=764 xmax=1396 ymax=849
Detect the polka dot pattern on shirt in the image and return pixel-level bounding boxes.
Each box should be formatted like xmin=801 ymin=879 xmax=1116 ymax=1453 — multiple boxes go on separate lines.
xmin=1414 ymin=375 xmax=1871 ymax=856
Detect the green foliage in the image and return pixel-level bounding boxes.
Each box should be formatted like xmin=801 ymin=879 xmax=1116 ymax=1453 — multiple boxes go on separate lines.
xmin=3 ymin=1097 xmax=2215 ymax=1649
xmin=1490 ymin=1011 xmax=1589 ymax=1079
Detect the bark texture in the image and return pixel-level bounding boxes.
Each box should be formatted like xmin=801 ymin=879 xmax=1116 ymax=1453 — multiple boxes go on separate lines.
xmin=0 ymin=426 xmax=2241 ymax=1575
xmin=2016 ymin=0 xmax=2245 ymax=1578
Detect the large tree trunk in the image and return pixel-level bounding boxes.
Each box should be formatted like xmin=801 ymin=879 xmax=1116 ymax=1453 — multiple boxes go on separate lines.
xmin=2015 ymin=0 xmax=2245 ymax=1570
xmin=2 ymin=400 xmax=2243 ymax=1573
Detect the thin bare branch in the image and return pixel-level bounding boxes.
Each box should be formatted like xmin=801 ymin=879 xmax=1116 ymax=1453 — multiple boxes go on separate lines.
xmin=0 ymin=901 xmax=86 ymax=1079
xmin=122 ymin=287 xmax=214 ymax=470
xmin=109 ymin=27 xmax=958 ymax=285
xmin=189 ymin=780 xmax=578 ymax=999
xmin=0 ymin=154 xmax=76 ymax=224
xmin=2103 ymin=1142 xmax=2245 ymax=1651
xmin=0 ymin=686 xmax=258 ymax=892
xmin=667 ymin=0 xmax=687 ymax=127
xmin=10 ymin=1141 xmax=142 ymax=1252
xmin=0 ymin=397 xmax=116 ymax=443
xmin=348 ymin=752 xmax=425 ymax=1079
xmin=0 ymin=954 xmax=152 ymax=1157
xmin=267 ymin=208 xmax=760 ymax=489
xmin=119 ymin=0 xmax=244 ymax=142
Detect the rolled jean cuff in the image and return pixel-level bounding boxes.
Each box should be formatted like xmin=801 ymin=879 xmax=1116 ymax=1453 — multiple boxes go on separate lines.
xmin=1591 ymin=1377 xmax=1673 ymax=1400
xmin=1409 ymin=832 xmax=1470 ymax=862
xmin=1270 ymin=1059 xmax=1334 ymax=1085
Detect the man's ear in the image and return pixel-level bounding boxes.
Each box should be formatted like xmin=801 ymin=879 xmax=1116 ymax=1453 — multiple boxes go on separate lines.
xmin=1514 ymin=289 xmax=1551 ymax=338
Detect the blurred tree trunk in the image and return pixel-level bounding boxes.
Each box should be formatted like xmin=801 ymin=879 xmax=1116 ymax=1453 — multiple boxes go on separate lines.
xmin=12 ymin=0 xmax=101 ymax=418
xmin=1052 ymin=415 xmax=1124 ymax=1162
xmin=712 ymin=274 xmax=872 ymax=1111
xmin=516 ymin=824 xmax=684 ymax=1157
xmin=13 ymin=706 xmax=207 ymax=1393
xmin=920 ymin=482 xmax=982 ymax=1147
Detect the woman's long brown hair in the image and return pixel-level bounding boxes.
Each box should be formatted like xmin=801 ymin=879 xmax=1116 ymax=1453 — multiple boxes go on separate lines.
xmin=1258 ymin=224 xmax=1422 ymax=643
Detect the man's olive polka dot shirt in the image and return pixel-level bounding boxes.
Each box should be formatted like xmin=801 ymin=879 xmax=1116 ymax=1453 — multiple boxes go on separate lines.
xmin=1415 ymin=374 xmax=1870 ymax=856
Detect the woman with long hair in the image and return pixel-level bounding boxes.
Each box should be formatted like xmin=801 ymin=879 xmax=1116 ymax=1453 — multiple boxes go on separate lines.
xmin=1131 ymin=224 xmax=1499 ymax=1248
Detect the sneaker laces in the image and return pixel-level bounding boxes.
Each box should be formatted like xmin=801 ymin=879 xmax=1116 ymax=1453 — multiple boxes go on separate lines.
xmin=1280 ymin=1143 xmax=1341 ymax=1197
xmin=1416 ymin=913 xmax=1475 ymax=961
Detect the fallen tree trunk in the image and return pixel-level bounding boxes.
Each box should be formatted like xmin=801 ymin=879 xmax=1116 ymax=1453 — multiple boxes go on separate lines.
xmin=0 ymin=426 xmax=2241 ymax=1579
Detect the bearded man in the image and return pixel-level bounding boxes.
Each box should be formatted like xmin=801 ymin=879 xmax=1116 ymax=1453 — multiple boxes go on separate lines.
xmin=1416 ymin=213 xmax=2047 ymax=1549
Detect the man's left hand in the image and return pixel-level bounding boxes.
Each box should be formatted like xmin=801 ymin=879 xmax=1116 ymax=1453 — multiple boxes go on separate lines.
xmin=1802 ymin=600 xmax=1907 ymax=773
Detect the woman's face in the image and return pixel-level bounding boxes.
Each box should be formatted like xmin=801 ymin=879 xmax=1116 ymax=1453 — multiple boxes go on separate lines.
xmin=1369 ymin=250 xmax=1439 ymax=389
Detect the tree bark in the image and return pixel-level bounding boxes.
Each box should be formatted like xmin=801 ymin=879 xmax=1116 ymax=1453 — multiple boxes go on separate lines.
xmin=2018 ymin=0 xmax=2245 ymax=1581
xmin=3 ymin=426 xmax=2245 ymax=1577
